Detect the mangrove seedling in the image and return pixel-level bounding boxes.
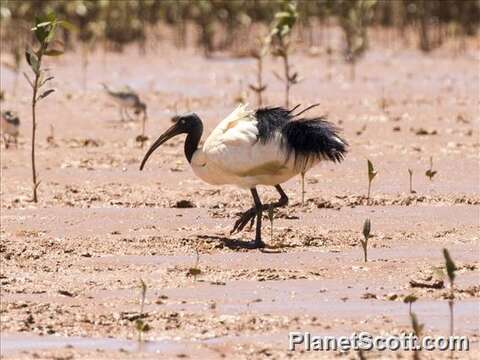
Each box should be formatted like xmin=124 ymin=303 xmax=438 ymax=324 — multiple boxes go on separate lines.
xmin=46 ymin=124 xmax=56 ymax=147
xmin=187 ymin=248 xmax=202 ymax=282
xmin=300 ymin=171 xmax=306 ymax=205
xmin=337 ymin=0 xmax=377 ymax=81
xmin=268 ymin=204 xmax=275 ymax=243
xmin=135 ymin=279 xmax=151 ymax=342
xmin=408 ymin=168 xmax=416 ymax=194
xmin=425 ymin=156 xmax=437 ymax=181
xmin=249 ymin=38 xmax=268 ymax=107
xmin=410 ymin=312 xmax=424 ymax=360
xmin=25 ymin=12 xmax=67 ymax=202
xmin=367 ymin=159 xmax=377 ymax=200
xmin=443 ymin=247 xmax=456 ymax=357
xmin=360 ymin=218 xmax=371 ymax=262
xmin=403 ymin=294 xmax=418 ymax=315
xmin=268 ymin=2 xmax=310 ymax=202
xmin=267 ymin=0 xmax=299 ymax=109
xmin=378 ymin=87 xmax=388 ymax=112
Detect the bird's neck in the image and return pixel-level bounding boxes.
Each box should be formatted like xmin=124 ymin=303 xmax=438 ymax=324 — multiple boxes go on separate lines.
xmin=185 ymin=120 xmax=203 ymax=163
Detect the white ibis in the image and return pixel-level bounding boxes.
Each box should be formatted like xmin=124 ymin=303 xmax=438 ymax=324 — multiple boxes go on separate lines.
xmin=140 ymin=104 xmax=347 ymax=249
xmin=102 ymin=83 xmax=147 ymax=122
xmin=1 ymin=110 xmax=20 ymax=149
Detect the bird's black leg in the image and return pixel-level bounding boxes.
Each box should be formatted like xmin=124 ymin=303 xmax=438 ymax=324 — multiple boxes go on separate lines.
xmin=251 ymin=188 xmax=265 ymax=248
xmin=231 ymin=185 xmax=289 ymax=244
xmin=274 ymin=184 xmax=289 ymax=207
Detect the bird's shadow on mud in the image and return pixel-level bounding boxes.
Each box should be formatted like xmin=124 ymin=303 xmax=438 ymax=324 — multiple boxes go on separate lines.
xmin=197 ymin=235 xmax=283 ymax=253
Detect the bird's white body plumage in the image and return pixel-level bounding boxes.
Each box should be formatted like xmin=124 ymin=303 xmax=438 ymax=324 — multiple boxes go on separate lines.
xmin=191 ymin=104 xmax=312 ymax=188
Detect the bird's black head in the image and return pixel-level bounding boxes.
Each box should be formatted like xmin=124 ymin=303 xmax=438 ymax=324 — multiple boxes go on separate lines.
xmin=140 ymin=112 xmax=203 ymax=170
xmin=171 ymin=113 xmax=201 ymax=130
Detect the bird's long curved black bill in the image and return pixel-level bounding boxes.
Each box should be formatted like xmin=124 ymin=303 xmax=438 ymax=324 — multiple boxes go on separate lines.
xmin=139 ymin=122 xmax=182 ymax=170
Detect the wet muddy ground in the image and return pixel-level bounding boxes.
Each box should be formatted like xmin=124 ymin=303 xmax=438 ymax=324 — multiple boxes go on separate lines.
xmin=1 ymin=38 xmax=479 ymax=359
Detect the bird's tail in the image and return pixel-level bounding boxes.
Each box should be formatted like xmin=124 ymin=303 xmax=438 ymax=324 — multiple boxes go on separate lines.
xmin=282 ymin=117 xmax=348 ymax=171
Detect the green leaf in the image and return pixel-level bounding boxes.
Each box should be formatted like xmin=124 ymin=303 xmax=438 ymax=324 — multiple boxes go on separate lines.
xmin=33 ymin=12 xmax=58 ymax=44
xmin=188 ymin=268 xmax=201 ymax=276
xmin=40 ymin=76 xmax=55 ymax=87
xmin=45 ymin=22 xmax=58 ymax=44
xmin=135 ymin=319 xmax=152 ymax=333
xmin=25 ymin=49 xmax=39 ymax=74
xmin=425 ymin=169 xmax=437 ymax=180
xmin=362 ymin=218 xmax=371 ymax=241
xmin=58 ymin=20 xmax=77 ymax=32
xmin=443 ymin=248 xmax=456 ymax=284
xmin=37 ymin=89 xmax=55 ymax=101
xmin=140 ymin=279 xmax=147 ymax=299
xmin=44 ymin=49 xmax=63 ymax=56
xmin=403 ymin=294 xmax=418 ymax=304
xmin=367 ymin=159 xmax=377 ymax=182
xmin=268 ymin=204 xmax=274 ymax=222
xmin=135 ymin=319 xmax=146 ymax=331
xmin=33 ymin=18 xmax=51 ymax=43
xmin=35 ymin=12 xmax=56 ymax=26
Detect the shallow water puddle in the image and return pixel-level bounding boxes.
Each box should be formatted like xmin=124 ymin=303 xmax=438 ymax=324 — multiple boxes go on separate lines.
xmin=0 ymin=334 xmax=184 ymax=355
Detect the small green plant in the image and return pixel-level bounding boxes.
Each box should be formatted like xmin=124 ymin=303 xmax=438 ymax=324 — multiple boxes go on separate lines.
xmin=443 ymin=248 xmax=456 ymax=359
xmin=249 ymin=38 xmax=268 ymax=107
xmin=337 ymin=0 xmax=377 ymax=81
xmin=403 ymin=294 xmax=418 ymax=315
xmin=367 ymin=159 xmax=377 ymax=200
xmin=300 ymin=171 xmax=306 ymax=205
xmin=187 ymin=249 xmax=202 ymax=281
xmin=425 ymin=156 xmax=437 ymax=181
xmin=268 ymin=204 xmax=275 ymax=243
xmin=267 ymin=0 xmax=299 ymax=108
xmin=408 ymin=168 xmax=416 ymax=194
xmin=25 ymin=13 xmax=68 ymax=202
xmin=410 ymin=312 xmax=424 ymax=360
xmin=360 ymin=218 xmax=371 ymax=262
xmin=378 ymin=87 xmax=388 ymax=112
xmin=135 ymin=279 xmax=151 ymax=342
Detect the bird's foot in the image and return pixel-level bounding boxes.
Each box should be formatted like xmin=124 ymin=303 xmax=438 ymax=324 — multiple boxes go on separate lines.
xmin=231 ymin=207 xmax=256 ymax=234
xmin=243 ymin=239 xmax=266 ymax=249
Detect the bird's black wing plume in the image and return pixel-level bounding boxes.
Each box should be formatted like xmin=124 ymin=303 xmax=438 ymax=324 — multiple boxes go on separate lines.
xmin=282 ymin=118 xmax=348 ymax=170
xmin=255 ymin=105 xmax=348 ymax=170
xmin=255 ymin=107 xmax=294 ymax=144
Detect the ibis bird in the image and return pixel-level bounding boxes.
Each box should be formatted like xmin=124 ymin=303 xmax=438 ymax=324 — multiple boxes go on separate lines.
xmin=102 ymin=83 xmax=147 ymax=122
xmin=1 ymin=110 xmax=20 ymax=149
xmin=140 ymin=104 xmax=347 ymax=249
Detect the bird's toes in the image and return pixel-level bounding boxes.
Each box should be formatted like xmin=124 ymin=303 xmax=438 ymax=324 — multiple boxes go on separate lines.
xmin=231 ymin=209 xmax=256 ymax=234
xmin=248 ymin=216 xmax=255 ymax=230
